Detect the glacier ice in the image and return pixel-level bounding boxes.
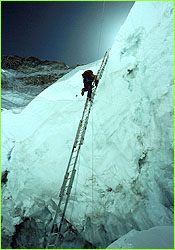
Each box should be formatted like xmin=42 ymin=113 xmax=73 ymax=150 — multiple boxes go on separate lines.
xmin=1 ymin=1 xmax=174 ymax=248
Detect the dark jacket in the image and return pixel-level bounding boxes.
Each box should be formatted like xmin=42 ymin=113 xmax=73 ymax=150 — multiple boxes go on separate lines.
xmin=82 ymin=70 xmax=98 ymax=87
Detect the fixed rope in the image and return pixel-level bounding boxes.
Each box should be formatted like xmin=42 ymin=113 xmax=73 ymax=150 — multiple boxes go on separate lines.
xmin=45 ymin=51 xmax=109 ymax=249
xmin=91 ymin=102 xmax=95 ymax=243
xmin=97 ymin=1 xmax=106 ymax=60
xmin=92 ymin=1 xmax=106 ymax=242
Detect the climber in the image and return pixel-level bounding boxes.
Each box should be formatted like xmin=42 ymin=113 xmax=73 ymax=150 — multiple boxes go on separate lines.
xmin=81 ymin=70 xmax=99 ymax=101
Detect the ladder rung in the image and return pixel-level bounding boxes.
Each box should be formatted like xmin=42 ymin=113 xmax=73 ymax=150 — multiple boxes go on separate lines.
xmin=67 ymin=170 xmax=75 ymax=176
xmin=51 ymin=233 xmax=58 ymax=235
xmin=79 ymin=127 xmax=84 ymax=134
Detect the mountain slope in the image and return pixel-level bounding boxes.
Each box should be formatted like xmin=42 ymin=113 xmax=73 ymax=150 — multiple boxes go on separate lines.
xmin=1 ymin=56 xmax=75 ymax=112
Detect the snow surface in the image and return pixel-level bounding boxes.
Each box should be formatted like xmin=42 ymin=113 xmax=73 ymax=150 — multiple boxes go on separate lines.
xmin=1 ymin=1 xmax=174 ymax=248
xmin=106 ymin=226 xmax=174 ymax=249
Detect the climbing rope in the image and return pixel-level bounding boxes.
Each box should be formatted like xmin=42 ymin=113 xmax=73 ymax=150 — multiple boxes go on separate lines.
xmin=92 ymin=0 xmax=106 ymax=244
xmin=95 ymin=0 xmax=106 ymax=74
xmin=91 ymin=103 xmax=94 ymax=243
xmin=97 ymin=1 xmax=106 ymax=60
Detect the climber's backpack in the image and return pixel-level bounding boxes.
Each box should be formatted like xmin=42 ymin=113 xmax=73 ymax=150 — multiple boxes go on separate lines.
xmin=82 ymin=70 xmax=93 ymax=79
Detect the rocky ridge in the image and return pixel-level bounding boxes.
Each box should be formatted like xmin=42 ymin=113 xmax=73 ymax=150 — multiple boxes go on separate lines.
xmin=2 ymin=55 xmax=68 ymax=72
xmin=1 ymin=55 xmax=71 ymax=88
xmin=1 ymin=56 xmax=81 ymax=112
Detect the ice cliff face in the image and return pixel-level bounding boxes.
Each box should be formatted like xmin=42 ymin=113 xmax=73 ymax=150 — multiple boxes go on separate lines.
xmin=1 ymin=1 xmax=174 ymax=249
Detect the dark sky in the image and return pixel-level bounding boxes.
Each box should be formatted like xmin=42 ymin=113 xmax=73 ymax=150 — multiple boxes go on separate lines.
xmin=2 ymin=1 xmax=134 ymax=66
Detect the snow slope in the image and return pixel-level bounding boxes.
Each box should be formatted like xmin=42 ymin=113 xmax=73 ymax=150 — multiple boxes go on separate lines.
xmin=1 ymin=1 xmax=174 ymax=248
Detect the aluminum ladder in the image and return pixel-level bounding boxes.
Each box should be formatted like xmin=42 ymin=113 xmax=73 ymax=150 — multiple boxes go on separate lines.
xmin=46 ymin=50 xmax=109 ymax=249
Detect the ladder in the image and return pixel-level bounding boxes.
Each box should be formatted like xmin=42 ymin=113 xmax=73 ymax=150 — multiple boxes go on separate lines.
xmin=46 ymin=51 xmax=109 ymax=249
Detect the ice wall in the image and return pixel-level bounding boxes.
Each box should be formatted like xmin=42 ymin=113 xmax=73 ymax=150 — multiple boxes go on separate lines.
xmin=77 ymin=1 xmax=174 ymax=246
xmin=87 ymin=1 xmax=174 ymax=246
xmin=1 ymin=1 xmax=174 ymax=248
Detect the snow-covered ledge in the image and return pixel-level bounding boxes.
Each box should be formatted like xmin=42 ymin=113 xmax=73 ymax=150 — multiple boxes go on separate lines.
xmin=106 ymin=226 xmax=174 ymax=249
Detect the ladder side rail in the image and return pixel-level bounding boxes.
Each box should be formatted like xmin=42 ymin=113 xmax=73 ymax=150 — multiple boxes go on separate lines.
xmin=78 ymin=104 xmax=92 ymax=145
xmin=46 ymin=180 xmax=69 ymax=249
xmin=98 ymin=51 xmax=107 ymax=72
xmin=46 ymin=195 xmax=64 ymax=248
xmin=97 ymin=51 xmax=108 ymax=76
xmin=77 ymin=116 xmax=88 ymax=141
xmin=46 ymin=158 xmax=78 ymax=249
xmin=81 ymin=98 xmax=89 ymax=120
xmin=58 ymin=99 xmax=90 ymax=197
xmin=48 ymin=106 xmax=89 ymax=247
xmin=46 ymin=162 xmax=77 ymax=248
xmin=98 ymin=59 xmax=107 ymax=80
xmin=47 ymin=145 xmax=80 ymax=248
xmin=79 ymin=123 xmax=88 ymax=145
xmin=72 ymin=98 xmax=88 ymax=146
xmin=46 ymin=125 xmax=83 ymax=248
xmin=59 ymin=145 xmax=80 ymax=229
xmin=100 ymin=51 xmax=108 ymax=72
xmin=73 ymin=98 xmax=89 ymax=147
xmin=53 ymin=145 xmax=81 ymax=247
xmin=58 ymin=149 xmax=75 ymax=197
xmin=74 ymin=120 xmax=83 ymax=148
